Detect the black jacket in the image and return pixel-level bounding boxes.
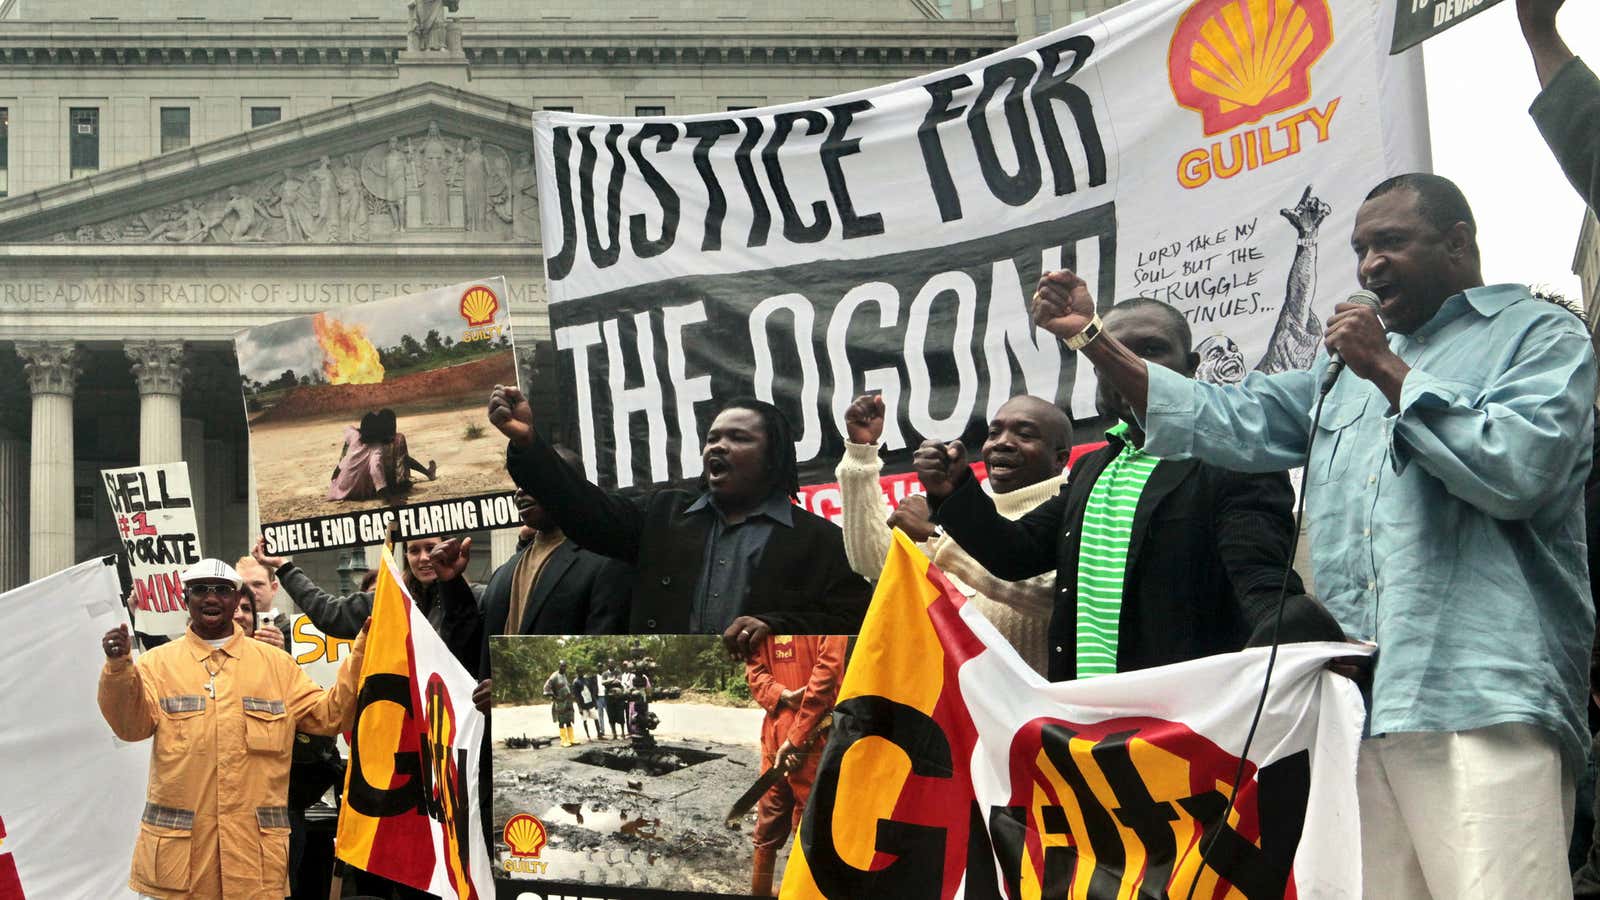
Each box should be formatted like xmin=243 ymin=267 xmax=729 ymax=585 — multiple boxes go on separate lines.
xmin=935 ymin=435 xmax=1345 ymax=682
xmin=504 ymin=435 xmax=871 ymax=636
xmin=478 ymin=538 xmax=633 ymax=675
xmin=1532 ymin=58 xmax=1600 ymax=213
xmin=277 ymin=561 xmax=484 ymax=675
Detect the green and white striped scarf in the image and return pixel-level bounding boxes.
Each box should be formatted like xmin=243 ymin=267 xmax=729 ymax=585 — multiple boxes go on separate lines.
xmin=1075 ymin=421 xmax=1161 ymax=678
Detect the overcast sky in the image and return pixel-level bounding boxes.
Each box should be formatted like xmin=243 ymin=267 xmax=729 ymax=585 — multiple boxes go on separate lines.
xmin=1423 ymin=3 xmax=1598 ymax=301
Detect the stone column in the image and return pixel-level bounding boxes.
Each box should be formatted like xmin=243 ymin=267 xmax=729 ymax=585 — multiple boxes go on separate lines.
xmin=17 ymin=342 xmax=81 ymax=580
xmin=182 ymin=419 xmax=206 ymax=555
xmin=124 ymin=340 xmax=186 ymax=465
xmin=0 ymin=429 xmax=28 ymax=591
xmin=490 ymin=527 xmax=520 ymax=569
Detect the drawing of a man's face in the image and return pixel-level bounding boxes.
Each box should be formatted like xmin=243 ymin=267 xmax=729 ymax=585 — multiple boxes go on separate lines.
xmin=1194 ymin=335 xmax=1246 ymax=385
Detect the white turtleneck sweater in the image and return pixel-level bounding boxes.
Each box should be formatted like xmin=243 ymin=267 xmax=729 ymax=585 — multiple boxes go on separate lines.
xmin=835 ymin=441 xmax=1068 ymax=676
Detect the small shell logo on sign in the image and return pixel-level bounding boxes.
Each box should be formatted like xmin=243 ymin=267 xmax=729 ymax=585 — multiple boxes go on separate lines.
xmin=1168 ymin=0 xmax=1334 ymax=136
xmin=504 ymin=813 xmax=548 ymax=858
xmin=459 ymin=285 xmax=500 ymax=327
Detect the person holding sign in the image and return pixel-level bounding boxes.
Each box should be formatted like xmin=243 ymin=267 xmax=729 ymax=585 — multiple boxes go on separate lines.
xmin=1027 ymin=174 xmax=1595 ymax=898
xmin=96 ymin=558 xmax=368 ymax=900
xmin=921 ymin=299 xmax=1344 ymax=684
xmin=487 ymin=385 xmax=871 ymax=650
xmin=837 ymin=393 xmax=1070 ymax=675
xmin=254 ymin=533 xmax=483 ymax=673
xmin=1521 ymin=0 xmax=1599 ymax=213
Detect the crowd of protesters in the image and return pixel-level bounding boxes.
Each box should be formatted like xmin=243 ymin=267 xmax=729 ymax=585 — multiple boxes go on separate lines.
xmin=86 ymin=2 xmax=1600 ymax=897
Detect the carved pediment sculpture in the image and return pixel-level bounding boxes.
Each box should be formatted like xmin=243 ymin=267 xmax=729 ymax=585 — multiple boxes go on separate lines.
xmin=49 ymin=124 xmax=534 ymax=246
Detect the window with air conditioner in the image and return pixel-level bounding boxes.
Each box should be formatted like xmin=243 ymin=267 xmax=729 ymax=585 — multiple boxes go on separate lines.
xmin=69 ymin=107 xmax=99 ymax=179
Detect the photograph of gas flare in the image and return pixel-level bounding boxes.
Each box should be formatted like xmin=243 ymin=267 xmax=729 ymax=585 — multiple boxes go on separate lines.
xmin=235 ymin=277 xmax=517 ymax=527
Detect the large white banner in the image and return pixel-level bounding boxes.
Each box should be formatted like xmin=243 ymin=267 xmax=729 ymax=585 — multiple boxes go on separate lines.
xmin=0 ymin=559 xmax=145 ymax=900
xmin=783 ymin=532 xmax=1369 ymax=897
xmin=534 ymin=0 xmax=1426 ymax=491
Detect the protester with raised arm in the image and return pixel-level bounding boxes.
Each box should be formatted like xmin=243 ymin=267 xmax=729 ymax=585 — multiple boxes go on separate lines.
xmin=836 ymin=393 xmax=1069 ymax=674
xmin=487 ymin=385 xmax=870 ymax=656
xmin=97 ymin=559 xmax=367 ymax=900
xmin=252 ymin=533 xmax=483 ymax=673
xmin=920 ymin=299 xmax=1344 ymax=684
xmin=1521 ymin=0 xmax=1598 ymax=211
xmin=1028 ymin=173 xmax=1595 ymax=898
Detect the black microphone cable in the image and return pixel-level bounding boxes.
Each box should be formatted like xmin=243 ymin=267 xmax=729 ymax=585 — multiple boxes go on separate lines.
xmin=1181 ymin=384 xmax=1333 ymax=900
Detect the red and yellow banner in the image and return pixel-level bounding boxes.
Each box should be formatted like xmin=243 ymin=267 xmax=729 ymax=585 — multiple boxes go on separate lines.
xmin=335 ymin=549 xmax=492 ymax=899
xmin=781 ymin=531 xmax=1367 ymax=899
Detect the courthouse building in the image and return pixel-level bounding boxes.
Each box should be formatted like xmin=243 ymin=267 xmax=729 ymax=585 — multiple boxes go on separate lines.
xmin=0 ymin=0 xmax=1014 ymax=591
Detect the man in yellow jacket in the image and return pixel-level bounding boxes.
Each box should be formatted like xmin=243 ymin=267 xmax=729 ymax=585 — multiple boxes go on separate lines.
xmin=98 ymin=558 xmax=367 ymax=899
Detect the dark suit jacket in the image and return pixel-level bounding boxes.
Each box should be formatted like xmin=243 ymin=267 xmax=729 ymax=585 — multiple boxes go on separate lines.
xmin=504 ymin=434 xmax=870 ymax=636
xmin=935 ymin=434 xmax=1345 ymax=682
xmin=477 ymin=538 xmax=633 ymax=675
xmin=1532 ymin=58 xmax=1600 ymax=213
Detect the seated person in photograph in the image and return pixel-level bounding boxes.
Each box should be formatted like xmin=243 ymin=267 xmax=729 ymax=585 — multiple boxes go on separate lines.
xmin=327 ymin=408 xmax=436 ymax=501
xmin=251 ymin=533 xmax=483 ymax=673
xmin=486 ymin=385 xmax=871 ymax=652
xmin=920 ymin=298 xmax=1345 ymax=683
xmin=835 ymin=392 xmax=1070 ymax=675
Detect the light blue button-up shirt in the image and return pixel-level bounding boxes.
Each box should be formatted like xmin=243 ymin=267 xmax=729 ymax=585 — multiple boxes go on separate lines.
xmin=1142 ymin=284 xmax=1596 ymax=773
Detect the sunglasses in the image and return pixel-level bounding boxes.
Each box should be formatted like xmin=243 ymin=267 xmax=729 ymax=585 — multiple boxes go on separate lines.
xmin=186 ymin=583 xmax=238 ymax=597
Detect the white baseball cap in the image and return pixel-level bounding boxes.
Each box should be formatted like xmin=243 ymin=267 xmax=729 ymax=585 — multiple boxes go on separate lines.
xmin=180 ymin=558 xmax=243 ymax=589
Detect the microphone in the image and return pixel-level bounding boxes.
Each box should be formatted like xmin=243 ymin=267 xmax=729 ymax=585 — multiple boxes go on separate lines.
xmin=1317 ymin=290 xmax=1382 ymax=396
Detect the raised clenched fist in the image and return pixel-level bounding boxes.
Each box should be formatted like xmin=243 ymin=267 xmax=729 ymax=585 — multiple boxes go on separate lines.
xmin=843 ymin=394 xmax=886 ymax=445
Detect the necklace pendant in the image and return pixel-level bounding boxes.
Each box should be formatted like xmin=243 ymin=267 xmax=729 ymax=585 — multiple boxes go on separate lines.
xmin=205 ymin=678 xmax=215 ymax=699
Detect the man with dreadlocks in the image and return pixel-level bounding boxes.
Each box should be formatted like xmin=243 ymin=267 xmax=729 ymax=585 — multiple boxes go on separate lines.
xmin=487 ymin=385 xmax=871 ymax=655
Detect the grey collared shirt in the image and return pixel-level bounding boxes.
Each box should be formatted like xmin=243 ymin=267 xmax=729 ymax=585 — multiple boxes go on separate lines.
xmin=684 ymin=491 xmax=795 ymax=633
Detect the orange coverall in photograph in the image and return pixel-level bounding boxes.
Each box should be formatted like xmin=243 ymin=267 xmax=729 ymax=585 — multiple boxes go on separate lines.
xmin=744 ymin=633 xmax=847 ymax=896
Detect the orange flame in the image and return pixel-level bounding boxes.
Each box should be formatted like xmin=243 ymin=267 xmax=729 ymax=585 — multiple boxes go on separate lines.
xmin=312 ymin=313 xmax=385 ymax=385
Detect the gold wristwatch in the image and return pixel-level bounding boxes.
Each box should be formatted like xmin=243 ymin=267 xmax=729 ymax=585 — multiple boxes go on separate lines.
xmin=1062 ymin=314 xmax=1103 ymax=351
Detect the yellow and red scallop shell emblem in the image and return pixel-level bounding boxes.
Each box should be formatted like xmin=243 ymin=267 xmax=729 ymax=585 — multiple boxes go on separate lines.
xmin=460 ymin=285 xmax=500 ymax=327
xmin=1168 ymin=0 xmax=1333 ymax=136
xmin=504 ymin=813 xmax=548 ymax=858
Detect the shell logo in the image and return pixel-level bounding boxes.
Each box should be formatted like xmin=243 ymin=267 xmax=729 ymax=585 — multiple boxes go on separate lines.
xmin=460 ymin=285 xmax=500 ymax=327
xmin=1168 ymin=0 xmax=1334 ymax=136
xmin=504 ymin=813 xmax=548 ymax=858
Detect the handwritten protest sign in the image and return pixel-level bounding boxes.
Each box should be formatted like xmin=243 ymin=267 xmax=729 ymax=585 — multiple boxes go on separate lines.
xmin=101 ymin=462 xmax=201 ymax=638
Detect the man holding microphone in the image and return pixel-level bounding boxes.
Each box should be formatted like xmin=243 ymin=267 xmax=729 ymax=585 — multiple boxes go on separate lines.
xmin=1010 ymin=173 xmax=1594 ymax=898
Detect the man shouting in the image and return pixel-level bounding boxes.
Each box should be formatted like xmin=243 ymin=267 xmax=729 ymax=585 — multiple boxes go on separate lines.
xmin=487 ymin=385 xmax=870 ymax=652
xmin=98 ymin=558 xmax=367 ymax=899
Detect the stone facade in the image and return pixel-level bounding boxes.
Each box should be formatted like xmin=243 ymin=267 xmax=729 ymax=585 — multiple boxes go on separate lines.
xmin=0 ymin=3 xmax=1016 ymax=592
xmin=937 ymin=0 xmax=1124 ymax=41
